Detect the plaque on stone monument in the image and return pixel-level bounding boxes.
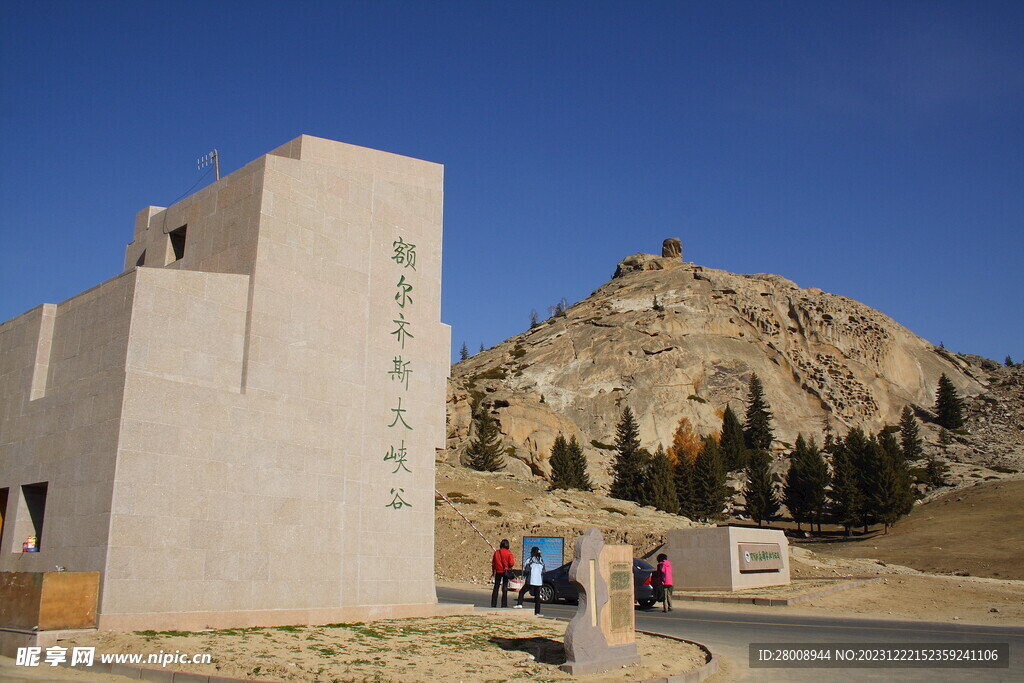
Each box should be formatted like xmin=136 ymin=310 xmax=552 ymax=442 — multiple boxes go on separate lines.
xmin=737 ymin=543 xmax=784 ymax=572
xmin=561 ymin=528 xmax=640 ymax=675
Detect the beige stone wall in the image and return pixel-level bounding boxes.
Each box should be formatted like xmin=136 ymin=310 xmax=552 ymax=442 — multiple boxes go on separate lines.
xmin=3 ymin=136 xmax=448 ymax=627
xmin=665 ymin=526 xmax=790 ymax=590
xmin=0 ymin=272 xmax=135 ymax=573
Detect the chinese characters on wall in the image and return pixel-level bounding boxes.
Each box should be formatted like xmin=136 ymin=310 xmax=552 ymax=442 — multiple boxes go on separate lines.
xmin=385 ymin=237 xmax=417 ymax=510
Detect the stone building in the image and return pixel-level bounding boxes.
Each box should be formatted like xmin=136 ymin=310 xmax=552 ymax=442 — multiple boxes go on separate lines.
xmin=0 ymin=136 xmax=453 ymax=632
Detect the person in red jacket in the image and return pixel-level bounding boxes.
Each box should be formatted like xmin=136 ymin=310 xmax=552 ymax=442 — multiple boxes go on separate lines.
xmin=491 ymin=539 xmax=516 ymax=608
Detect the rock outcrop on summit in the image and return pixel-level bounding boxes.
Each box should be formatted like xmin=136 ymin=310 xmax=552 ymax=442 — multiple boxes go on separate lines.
xmin=447 ymin=248 xmax=992 ymax=485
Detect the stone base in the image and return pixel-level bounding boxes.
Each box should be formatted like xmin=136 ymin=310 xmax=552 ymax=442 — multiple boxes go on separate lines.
xmin=560 ymin=643 xmax=640 ymax=675
xmin=96 ymin=601 xmax=473 ymax=631
xmin=0 ymin=627 xmax=97 ymax=658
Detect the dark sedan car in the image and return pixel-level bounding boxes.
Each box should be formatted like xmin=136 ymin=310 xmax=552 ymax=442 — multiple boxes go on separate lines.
xmin=536 ymin=558 xmax=658 ymax=607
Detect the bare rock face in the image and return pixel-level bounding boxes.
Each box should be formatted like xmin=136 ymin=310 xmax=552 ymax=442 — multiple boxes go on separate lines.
xmin=662 ymin=237 xmax=682 ymax=259
xmin=450 ymin=253 xmax=998 ymax=482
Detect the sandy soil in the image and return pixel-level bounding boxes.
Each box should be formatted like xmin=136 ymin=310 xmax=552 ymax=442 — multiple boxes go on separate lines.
xmin=799 ymin=479 xmax=1024 ymax=580
xmin=51 ymin=614 xmax=706 ymax=682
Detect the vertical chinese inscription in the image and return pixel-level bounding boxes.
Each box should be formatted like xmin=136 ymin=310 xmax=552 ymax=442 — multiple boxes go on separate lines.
xmin=608 ymin=562 xmax=633 ymax=633
xmin=385 ymin=236 xmax=418 ymax=510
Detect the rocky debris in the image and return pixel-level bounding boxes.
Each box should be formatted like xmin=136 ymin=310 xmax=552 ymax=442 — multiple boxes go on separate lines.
xmin=448 ymin=251 xmax=1016 ymax=486
xmin=662 ymin=237 xmax=682 ymax=259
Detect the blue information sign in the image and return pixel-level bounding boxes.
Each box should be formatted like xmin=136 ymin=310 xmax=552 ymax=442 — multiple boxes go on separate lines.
xmin=522 ymin=536 xmax=564 ymax=571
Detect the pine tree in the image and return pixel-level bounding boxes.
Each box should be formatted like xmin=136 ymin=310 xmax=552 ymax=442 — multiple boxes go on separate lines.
xmin=674 ymin=452 xmax=698 ymax=520
xmin=459 ymin=342 xmax=469 ymax=361
xmin=611 ymin=407 xmax=645 ymax=503
xmin=645 ymin=445 xmax=679 ymax=514
xmin=530 ymin=309 xmax=539 ymax=328
xmin=1006 ymin=355 xmax=1014 ymax=367
xmin=744 ymin=449 xmax=779 ymax=526
xmin=802 ymin=436 xmax=830 ymax=533
xmin=844 ymin=428 xmax=880 ymax=533
xmin=548 ymin=434 xmax=572 ymax=489
xmin=783 ymin=435 xmax=813 ymax=532
xmin=465 ymin=403 xmax=505 ymax=472
xmin=743 ymin=374 xmax=774 ymax=451
xmin=692 ymin=436 xmax=728 ymax=522
xmin=479 ymin=342 xmax=485 ymax=353
xmin=899 ymin=406 xmax=924 ymax=462
xmin=550 ymin=435 xmax=592 ymax=491
xmin=829 ymin=437 xmax=862 ymax=536
xmin=874 ymin=430 xmax=915 ymax=532
xmin=934 ymin=374 xmax=964 ymax=430
xmin=719 ymin=404 xmax=747 ymax=471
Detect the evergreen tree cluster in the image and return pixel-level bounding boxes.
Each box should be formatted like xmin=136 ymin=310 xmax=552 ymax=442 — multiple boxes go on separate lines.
xmin=826 ymin=426 xmax=915 ymax=534
xmin=607 ymin=410 xmax=731 ymax=523
xmin=782 ymin=435 xmax=829 ymax=532
xmin=676 ymin=437 xmax=729 ymax=522
xmin=549 ymin=434 xmax=593 ymax=491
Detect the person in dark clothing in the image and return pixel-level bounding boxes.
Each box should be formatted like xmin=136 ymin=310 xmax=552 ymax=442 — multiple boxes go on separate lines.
xmin=490 ymin=539 xmax=516 ymax=608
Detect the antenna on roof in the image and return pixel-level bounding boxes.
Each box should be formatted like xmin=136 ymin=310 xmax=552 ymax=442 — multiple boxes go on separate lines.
xmin=197 ymin=149 xmax=220 ymax=181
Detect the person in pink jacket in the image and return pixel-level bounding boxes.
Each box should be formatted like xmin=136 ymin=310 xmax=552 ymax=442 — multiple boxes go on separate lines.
xmin=656 ymin=553 xmax=674 ymax=612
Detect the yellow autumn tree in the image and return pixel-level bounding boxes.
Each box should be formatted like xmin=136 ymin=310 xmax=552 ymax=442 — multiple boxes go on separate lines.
xmin=668 ymin=417 xmax=703 ymax=466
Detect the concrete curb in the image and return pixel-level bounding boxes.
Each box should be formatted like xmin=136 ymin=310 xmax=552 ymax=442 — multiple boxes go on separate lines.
xmin=674 ymin=576 xmax=883 ymax=606
xmin=54 ymin=658 xmax=278 ymax=683
xmin=635 ymin=628 xmax=719 ymax=683
xmin=535 ymin=613 xmax=719 ymax=682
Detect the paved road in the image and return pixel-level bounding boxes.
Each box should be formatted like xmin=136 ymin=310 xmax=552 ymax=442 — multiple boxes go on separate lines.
xmin=437 ymin=585 xmax=1023 ymax=682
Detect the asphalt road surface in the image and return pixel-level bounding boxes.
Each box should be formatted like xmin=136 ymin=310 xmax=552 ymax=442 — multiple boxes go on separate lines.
xmin=437 ymin=584 xmax=1023 ymax=682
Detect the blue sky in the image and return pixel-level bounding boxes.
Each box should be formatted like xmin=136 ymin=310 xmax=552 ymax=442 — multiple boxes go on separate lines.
xmin=2 ymin=1 xmax=1021 ymax=364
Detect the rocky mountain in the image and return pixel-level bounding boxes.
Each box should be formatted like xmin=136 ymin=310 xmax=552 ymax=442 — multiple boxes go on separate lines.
xmin=445 ymin=241 xmax=1017 ymax=486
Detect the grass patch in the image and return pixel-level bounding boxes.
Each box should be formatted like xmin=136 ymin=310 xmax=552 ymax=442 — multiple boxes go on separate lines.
xmin=591 ymin=440 xmax=616 ymax=450
xmin=486 ymin=509 xmax=503 ymax=517
xmin=989 ymin=465 xmax=1018 ymax=474
xmin=470 ymin=367 xmax=507 ymax=381
xmin=686 ymin=394 xmax=707 ymax=403
xmin=511 ymin=346 xmax=527 ymax=359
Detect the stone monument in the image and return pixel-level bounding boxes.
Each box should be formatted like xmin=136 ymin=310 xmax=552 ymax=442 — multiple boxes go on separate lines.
xmin=561 ymin=528 xmax=640 ymax=675
xmin=663 ymin=527 xmax=790 ymax=591
xmin=0 ymin=136 xmax=462 ymax=649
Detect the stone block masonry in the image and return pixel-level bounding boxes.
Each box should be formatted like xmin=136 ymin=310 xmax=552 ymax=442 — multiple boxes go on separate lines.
xmin=0 ymin=136 xmax=457 ymax=631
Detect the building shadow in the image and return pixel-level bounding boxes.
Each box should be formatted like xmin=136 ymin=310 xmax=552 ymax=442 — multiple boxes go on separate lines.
xmin=490 ymin=635 xmax=566 ymax=665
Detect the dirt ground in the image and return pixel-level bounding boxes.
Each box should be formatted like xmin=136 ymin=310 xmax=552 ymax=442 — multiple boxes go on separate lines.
xmin=798 ymin=479 xmax=1024 ymax=580
xmin=47 ymin=614 xmax=705 ymax=683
